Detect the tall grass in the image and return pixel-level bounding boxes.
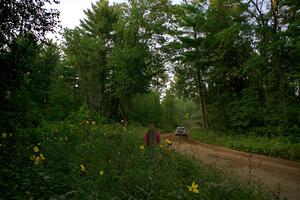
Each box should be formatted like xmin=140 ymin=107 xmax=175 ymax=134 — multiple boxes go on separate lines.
xmin=0 ymin=116 xmax=274 ymax=199
xmin=190 ymin=129 xmax=300 ymax=161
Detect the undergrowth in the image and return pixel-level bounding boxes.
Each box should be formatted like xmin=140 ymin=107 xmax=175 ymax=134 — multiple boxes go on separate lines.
xmin=190 ymin=129 xmax=300 ymax=161
xmin=0 ymin=110 xmax=275 ymax=199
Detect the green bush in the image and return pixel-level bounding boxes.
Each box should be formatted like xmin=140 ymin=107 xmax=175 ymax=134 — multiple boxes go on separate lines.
xmin=191 ymin=129 xmax=300 ymax=161
xmin=0 ymin=118 xmax=273 ymax=199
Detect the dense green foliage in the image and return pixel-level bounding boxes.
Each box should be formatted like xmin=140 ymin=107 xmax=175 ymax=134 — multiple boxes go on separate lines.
xmin=191 ymin=129 xmax=300 ymax=161
xmin=128 ymin=92 xmax=162 ymax=126
xmin=0 ymin=0 xmax=60 ymax=45
xmin=171 ymin=0 xmax=300 ymax=137
xmin=0 ymin=0 xmax=61 ymax=132
xmin=63 ymin=0 xmax=171 ymax=125
xmin=0 ymin=36 xmax=65 ymax=131
xmin=1 ymin=0 xmax=299 ymax=198
xmin=0 ymin=115 xmax=272 ymax=199
xmin=1 ymin=0 xmax=298 ymax=135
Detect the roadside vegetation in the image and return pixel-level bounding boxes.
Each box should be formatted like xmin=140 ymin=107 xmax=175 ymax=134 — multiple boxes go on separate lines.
xmin=190 ymin=129 xmax=300 ymax=161
xmin=1 ymin=109 xmax=273 ymax=199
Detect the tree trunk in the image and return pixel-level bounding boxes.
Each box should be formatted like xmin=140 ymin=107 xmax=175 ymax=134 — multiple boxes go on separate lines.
xmin=271 ymin=0 xmax=279 ymax=34
xmin=119 ymin=100 xmax=128 ymax=128
xmin=197 ymin=66 xmax=208 ymax=129
xmin=199 ymin=87 xmax=208 ymax=129
xmin=193 ymin=26 xmax=208 ymax=129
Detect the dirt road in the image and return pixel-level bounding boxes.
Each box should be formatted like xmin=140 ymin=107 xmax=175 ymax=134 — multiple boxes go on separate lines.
xmin=162 ymin=134 xmax=300 ymax=200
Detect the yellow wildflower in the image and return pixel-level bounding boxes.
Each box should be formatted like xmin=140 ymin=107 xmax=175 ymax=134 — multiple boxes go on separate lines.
xmin=33 ymin=146 xmax=39 ymax=153
xmin=159 ymin=144 xmax=164 ymax=149
xmin=40 ymin=153 xmax=45 ymax=160
xmin=80 ymin=164 xmax=85 ymax=172
xmin=139 ymin=145 xmax=145 ymax=150
xmin=85 ymin=120 xmax=90 ymax=125
xmin=187 ymin=181 xmax=199 ymax=193
xmin=99 ymin=170 xmax=104 ymax=176
xmin=2 ymin=133 xmax=7 ymax=138
xmin=92 ymin=121 xmax=96 ymax=126
xmin=184 ymin=112 xmax=189 ymax=119
xmin=34 ymin=156 xmax=41 ymax=165
xmin=30 ymin=155 xmax=36 ymax=160
xmin=165 ymin=139 xmax=172 ymax=145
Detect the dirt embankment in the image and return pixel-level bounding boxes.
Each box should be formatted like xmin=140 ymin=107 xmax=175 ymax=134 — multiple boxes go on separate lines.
xmin=162 ymin=134 xmax=300 ymax=200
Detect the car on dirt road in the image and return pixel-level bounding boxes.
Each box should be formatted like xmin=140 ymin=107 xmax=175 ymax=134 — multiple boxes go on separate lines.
xmin=175 ymin=127 xmax=187 ymax=136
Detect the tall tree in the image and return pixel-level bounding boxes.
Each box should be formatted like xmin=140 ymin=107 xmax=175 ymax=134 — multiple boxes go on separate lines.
xmin=243 ymin=0 xmax=300 ymax=135
xmin=0 ymin=0 xmax=60 ymax=46
xmin=63 ymin=0 xmax=173 ymax=123
xmin=108 ymin=30 xmax=150 ymax=124
xmin=0 ymin=36 xmax=61 ymax=130
xmin=172 ymin=1 xmax=210 ymax=128
xmin=172 ymin=0 xmax=252 ymax=130
xmin=127 ymin=0 xmax=173 ymax=90
xmin=63 ymin=0 xmax=121 ymax=117
xmin=0 ymin=0 xmax=60 ymax=131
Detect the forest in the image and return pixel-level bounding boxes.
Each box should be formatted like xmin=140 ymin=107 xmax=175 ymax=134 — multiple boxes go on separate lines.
xmin=0 ymin=0 xmax=299 ymax=199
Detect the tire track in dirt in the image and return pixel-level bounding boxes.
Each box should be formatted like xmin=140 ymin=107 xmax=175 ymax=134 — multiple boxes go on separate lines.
xmin=162 ymin=134 xmax=300 ymax=200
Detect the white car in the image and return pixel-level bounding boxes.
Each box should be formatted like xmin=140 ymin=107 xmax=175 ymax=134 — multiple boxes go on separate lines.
xmin=175 ymin=127 xmax=187 ymax=136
